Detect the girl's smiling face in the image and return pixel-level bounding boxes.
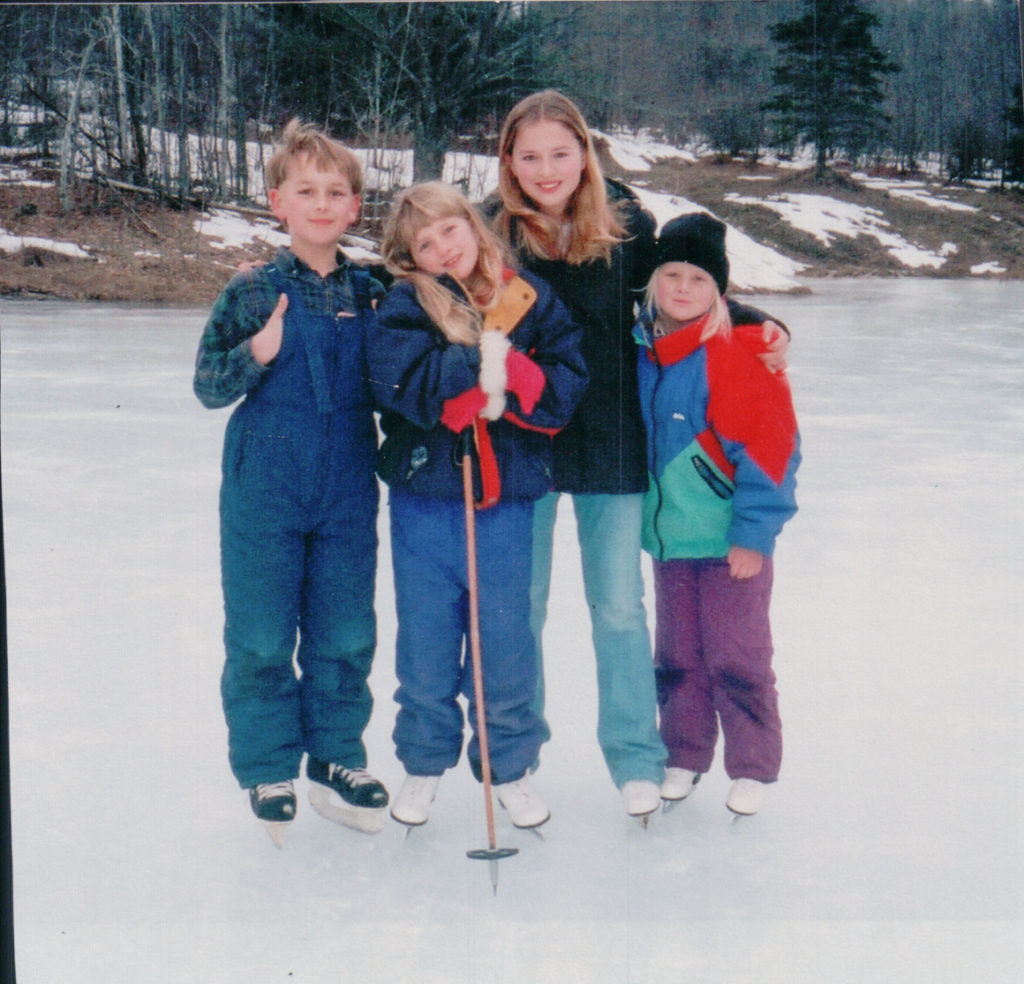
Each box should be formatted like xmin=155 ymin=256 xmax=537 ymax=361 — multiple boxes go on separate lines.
xmin=411 ymin=215 xmax=480 ymax=282
xmin=654 ymin=262 xmax=720 ymax=324
xmin=506 ymin=119 xmax=586 ymax=219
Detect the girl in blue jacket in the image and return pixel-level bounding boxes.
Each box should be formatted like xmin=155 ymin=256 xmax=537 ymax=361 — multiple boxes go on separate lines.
xmin=635 ymin=213 xmax=800 ymax=817
xmin=367 ymin=182 xmax=586 ymax=830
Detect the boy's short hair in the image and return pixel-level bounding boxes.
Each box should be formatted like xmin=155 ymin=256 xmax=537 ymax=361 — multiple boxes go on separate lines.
xmin=265 ymin=119 xmax=364 ymax=195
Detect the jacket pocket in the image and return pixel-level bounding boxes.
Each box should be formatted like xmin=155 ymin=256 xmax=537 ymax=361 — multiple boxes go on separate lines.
xmin=691 ymin=455 xmax=734 ymax=500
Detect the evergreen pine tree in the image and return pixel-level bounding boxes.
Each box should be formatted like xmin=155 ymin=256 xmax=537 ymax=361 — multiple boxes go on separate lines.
xmin=765 ymin=0 xmax=898 ymax=175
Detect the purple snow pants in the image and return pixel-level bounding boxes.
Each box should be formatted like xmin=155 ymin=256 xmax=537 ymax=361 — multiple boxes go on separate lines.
xmin=652 ymin=557 xmax=781 ymax=783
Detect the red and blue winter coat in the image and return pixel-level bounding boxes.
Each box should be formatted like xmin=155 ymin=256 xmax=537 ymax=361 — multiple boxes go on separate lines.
xmin=368 ymin=269 xmax=587 ymax=504
xmin=634 ymin=302 xmax=800 ymax=561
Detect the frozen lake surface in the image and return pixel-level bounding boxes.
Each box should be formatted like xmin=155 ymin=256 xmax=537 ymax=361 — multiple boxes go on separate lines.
xmin=3 ymin=279 xmax=1023 ymax=983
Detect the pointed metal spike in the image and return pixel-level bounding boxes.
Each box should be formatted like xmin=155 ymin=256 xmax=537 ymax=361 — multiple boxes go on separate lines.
xmin=490 ymin=859 xmax=500 ymax=894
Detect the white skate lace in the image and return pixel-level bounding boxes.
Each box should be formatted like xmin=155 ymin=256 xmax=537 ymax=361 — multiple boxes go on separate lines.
xmin=329 ymin=765 xmax=376 ymax=786
xmin=255 ymin=780 xmax=294 ymax=803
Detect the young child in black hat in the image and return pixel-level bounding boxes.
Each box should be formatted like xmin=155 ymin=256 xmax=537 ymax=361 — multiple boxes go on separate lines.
xmin=633 ymin=212 xmax=802 ymax=816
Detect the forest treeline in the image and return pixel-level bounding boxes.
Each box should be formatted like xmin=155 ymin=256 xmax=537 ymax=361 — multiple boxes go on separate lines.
xmin=2 ymin=0 xmax=1023 ymax=212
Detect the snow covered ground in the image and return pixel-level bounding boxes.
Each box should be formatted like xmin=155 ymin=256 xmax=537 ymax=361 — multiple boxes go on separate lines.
xmin=3 ymin=277 xmax=1022 ymax=983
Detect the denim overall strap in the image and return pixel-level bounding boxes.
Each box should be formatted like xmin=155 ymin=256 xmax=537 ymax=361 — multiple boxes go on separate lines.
xmin=349 ymin=267 xmax=374 ymax=313
xmin=265 ymin=267 xmax=334 ymax=415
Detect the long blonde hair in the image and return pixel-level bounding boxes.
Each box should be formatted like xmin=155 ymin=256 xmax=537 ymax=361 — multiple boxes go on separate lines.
xmin=382 ymin=182 xmax=509 ymax=346
xmin=644 ymin=269 xmax=732 ymax=342
xmin=495 ymin=90 xmax=626 ymax=265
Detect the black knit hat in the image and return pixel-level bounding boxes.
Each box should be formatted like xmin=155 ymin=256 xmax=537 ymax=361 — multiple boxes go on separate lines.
xmin=654 ymin=213 xmax=729 ymax=295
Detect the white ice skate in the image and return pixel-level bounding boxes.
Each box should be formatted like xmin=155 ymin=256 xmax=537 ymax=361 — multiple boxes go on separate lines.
xmin=390 ymin=774 xmax=442 ymax=827
xmin=621 ymin=779 xmax=661 ymax=826
xmin=726 ymin=778 xmax=766 ymax=816
xmin=661 ymin=768 xmax=701 ymax=803
xmin=494 ymin=777 xmax=550 ymax=829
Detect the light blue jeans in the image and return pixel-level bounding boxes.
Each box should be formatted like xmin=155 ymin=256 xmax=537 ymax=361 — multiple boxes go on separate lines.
xmin=530 ymin=492 xmax=667 ymax=788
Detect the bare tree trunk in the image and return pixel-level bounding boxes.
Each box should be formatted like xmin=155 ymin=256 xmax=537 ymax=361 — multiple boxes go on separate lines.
xmin=216 ymin=5 xmax=232 ymax=198
xmin=231 ymin=5 xmax=248 ymax=201
xmin=59 ymin=31 xmax=101 ymax=212
xmin=142 ymin=3 xmax=171 ymax=194
xmin=106 ymin=4 xmax=132 ymax=175
xmin=171 ymin=6 xmax=191 ymax=200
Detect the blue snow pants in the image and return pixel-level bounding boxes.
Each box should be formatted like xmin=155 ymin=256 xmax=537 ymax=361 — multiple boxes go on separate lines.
xmin=219 ymin=270 xmax=379 ymax=789
xmin=389 ymin=490 xmax=545 ymax=785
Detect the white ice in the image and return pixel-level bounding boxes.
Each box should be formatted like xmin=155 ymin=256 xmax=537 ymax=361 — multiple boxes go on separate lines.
xmin=3 ymin=277 xmax=1023 ymax=983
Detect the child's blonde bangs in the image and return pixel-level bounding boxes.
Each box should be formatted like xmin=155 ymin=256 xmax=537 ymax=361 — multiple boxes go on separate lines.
xmin=645 ymin=269 xmax=732 ymax=341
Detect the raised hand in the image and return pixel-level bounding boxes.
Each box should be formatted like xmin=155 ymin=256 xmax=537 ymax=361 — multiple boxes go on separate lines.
xmin=250 ymin=293 xmax=288 ymax=366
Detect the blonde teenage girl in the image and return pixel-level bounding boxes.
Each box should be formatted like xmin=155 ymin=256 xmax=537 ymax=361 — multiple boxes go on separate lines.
xmin=491 ymin=90 xmax=788 ymax=820
xmin=367 ymin=182 xmax=587 ymax=830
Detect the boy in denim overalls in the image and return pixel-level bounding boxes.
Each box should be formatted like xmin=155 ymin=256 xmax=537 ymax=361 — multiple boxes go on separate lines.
xmin=194 ymin=121 xmax=387 ymax=843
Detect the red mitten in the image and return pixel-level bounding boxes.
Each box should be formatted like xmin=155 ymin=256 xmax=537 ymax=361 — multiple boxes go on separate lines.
xmin=440 ymin=385 xmax=487 ymax=432
xmin=505 ymin=349 xmax=546 ymax=415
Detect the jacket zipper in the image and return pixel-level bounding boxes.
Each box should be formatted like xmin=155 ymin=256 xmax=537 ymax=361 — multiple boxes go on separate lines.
xmin=647 ymin=338 xmax=668 ymax=562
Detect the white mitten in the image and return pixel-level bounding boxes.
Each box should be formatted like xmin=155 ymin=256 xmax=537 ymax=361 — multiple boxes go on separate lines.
xmin=478 ymin=330 xmax=511 ymax=421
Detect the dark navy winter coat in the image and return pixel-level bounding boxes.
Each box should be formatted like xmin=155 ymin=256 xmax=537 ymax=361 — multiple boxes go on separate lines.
xmin=367 ymin=269 xmax=587 ymax=503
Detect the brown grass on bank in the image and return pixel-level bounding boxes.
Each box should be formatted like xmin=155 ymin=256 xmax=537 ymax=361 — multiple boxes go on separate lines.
xmin=4 ymin=158 xmax=1024 ymax=305
xmin=0 ymin=180 xmax=279 ymax=305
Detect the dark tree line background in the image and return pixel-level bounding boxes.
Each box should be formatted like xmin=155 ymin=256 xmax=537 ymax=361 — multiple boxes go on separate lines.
xmin=2 ymin=0 xmax=1022 ymax=212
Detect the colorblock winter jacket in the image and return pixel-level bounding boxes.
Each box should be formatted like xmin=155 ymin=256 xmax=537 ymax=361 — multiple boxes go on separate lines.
xmin=634 ymin=303 xmax=801 ymax=561
xmin=367 ymin=269 xmax=587 ymax=503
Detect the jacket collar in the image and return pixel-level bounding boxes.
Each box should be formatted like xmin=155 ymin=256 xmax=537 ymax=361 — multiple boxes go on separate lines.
xmin=273 ymin=246 xmax=351 ymax=282
xmin=635 ymin=311 xmax=712 ymax=366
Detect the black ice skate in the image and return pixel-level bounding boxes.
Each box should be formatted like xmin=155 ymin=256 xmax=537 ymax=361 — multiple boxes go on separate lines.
xmin=307 ymin=759 xmax=389 ymax=834
xmin=249 ymin=779 xmax=297 ymax=848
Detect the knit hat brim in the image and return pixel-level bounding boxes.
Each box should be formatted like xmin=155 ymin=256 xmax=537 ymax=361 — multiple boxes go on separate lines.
xmin=654 ymin=213 xmax=729 ymax=295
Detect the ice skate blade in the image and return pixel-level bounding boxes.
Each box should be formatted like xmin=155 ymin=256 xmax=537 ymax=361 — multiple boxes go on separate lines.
xmin=390 ymin=811 xmax=428 ymax=829
xmin=262 ymin=820 xmax=289 ymax=848
xmin=509 ymin=813 xmax=550 ymax=831
xmin=308 ymin=784 xmax=386 ymax=834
